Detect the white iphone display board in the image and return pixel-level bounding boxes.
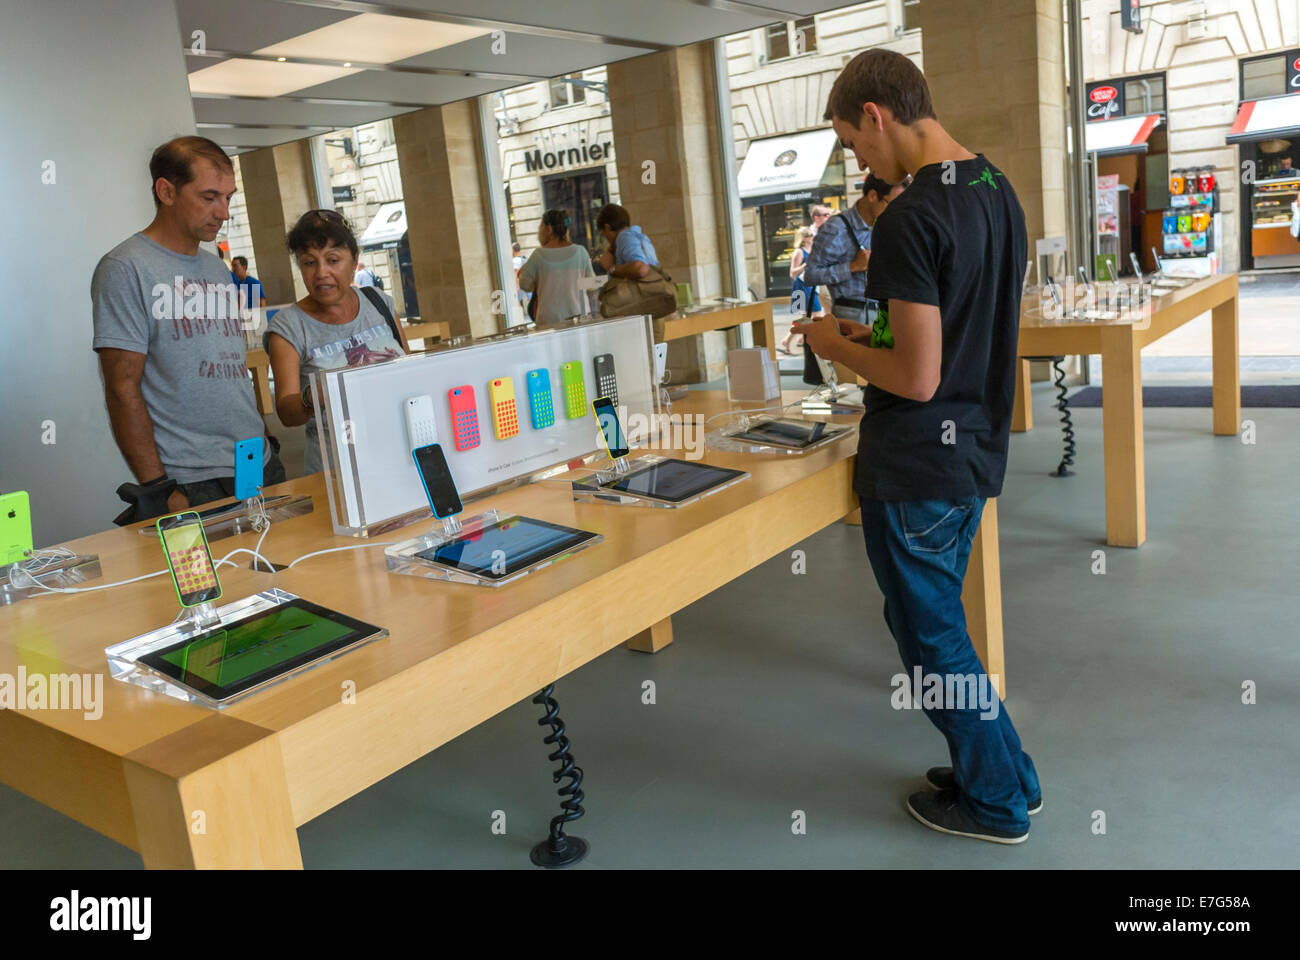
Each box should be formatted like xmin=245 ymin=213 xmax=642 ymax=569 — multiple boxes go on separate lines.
xmin=318 ymin=314 xmax=657 ymax=536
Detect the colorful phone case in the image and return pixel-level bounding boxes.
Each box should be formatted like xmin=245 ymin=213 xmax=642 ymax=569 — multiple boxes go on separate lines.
xmin=527 ymin=368 xmax=555 ymax=429
xmin=233 ymin=437 xmax=264 ymax=500
xmin=561 ymin=361 xmax=587 ymax=419
xmin=594 ymin=353 xmax=618 ymax=406
xmin=489 ymin=377 xmax=519 ymax=440
xmin=158 ymin=514 xmax=222 ymax=608
xmin=448 ymin=385 xmax=481 ymax=451
xmin=0 ymin=491 xmax=33 ymax=567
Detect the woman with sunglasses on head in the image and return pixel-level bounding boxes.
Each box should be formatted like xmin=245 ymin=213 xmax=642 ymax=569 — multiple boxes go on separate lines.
xmin=266 ymin=209 xmax=410 ymax=475
xmin=517 ymin=209 xmax=596 ymax=325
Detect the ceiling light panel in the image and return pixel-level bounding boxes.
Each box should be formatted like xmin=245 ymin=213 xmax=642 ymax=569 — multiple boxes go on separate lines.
xmin=258 ymin=13 xmax=490 ymax=63
xmin=188 ymin=59 xmax=362 ymax=97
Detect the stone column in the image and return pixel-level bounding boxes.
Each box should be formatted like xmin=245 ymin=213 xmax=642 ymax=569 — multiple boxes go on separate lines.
xmin=606 ymin=43 xmax=735 ymax=300
xmin=238 ymin=141 xmax=315 ymax=304
xmin=394 ymin=100 xmax=497 ymax=338
xmin=918 ymin=0 xmax=1068 ymax=247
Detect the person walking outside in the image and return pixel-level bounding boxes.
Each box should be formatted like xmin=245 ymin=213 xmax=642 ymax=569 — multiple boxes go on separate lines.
xmin=779 ymin=226 xmax=823 ymax=354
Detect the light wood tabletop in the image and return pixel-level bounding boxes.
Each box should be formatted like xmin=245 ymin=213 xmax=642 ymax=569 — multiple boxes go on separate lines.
xmin=661 ymin=302 xmax=776 ymax=361
xmin=0 ymin=389 xmax=1004 ymax=868
xmin=1013 ymin=272 xmax=1239 ymax=547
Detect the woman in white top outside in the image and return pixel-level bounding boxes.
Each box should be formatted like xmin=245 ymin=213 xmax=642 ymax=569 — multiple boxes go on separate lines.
xmin=517 ymin=209 xmax=595 ymax=325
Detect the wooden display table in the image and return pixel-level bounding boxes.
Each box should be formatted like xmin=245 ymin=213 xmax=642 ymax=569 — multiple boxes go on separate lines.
xmin=0 ymin=391 xmax=1004 ymax=868
xmin=660 ymin=302 xmax=776 ymax=360
xmin=1013 ymin=273 xmax=1240 ymax=547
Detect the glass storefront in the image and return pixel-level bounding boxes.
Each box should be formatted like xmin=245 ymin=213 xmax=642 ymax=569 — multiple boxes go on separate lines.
xmin=757 ymin=192 xmax=844 ymax=298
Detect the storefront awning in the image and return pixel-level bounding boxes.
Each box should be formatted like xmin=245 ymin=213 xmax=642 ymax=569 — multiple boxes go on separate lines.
xmin=737 ymin=129 xmax=841 ymax=208
xmin=1226 ymin=93 xmax=1300 ymax=144
xmin=1085 ymin=114 xmax=1162 ymax=156
xmin=358 ymin=200 xmax=407 ymax=250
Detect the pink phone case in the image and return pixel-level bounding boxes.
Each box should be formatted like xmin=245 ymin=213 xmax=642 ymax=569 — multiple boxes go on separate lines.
xmin=448 ymin=385 xmax=481 ymax=451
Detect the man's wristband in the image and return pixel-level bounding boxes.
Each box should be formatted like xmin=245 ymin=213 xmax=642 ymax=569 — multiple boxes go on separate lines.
xmin=141 ymin=473 xmax=171 ymax=487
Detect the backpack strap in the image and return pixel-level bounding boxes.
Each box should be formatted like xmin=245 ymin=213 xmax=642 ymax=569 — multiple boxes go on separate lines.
xmin=359 ymin=285 xmax=404 ymax=349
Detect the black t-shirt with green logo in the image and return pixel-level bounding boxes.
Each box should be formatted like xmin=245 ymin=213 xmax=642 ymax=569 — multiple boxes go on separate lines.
xmin=860 ymin=155 xmax=1027 ymax=501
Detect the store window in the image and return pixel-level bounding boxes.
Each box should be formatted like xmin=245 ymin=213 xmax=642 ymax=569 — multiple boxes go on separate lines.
xmin=549 ymin=74 xmax=586 ymax=108
xmin=765 ymin=17 xmax=817 ymax=61
xmin=541 ymin=169 xmax=608 ymax=256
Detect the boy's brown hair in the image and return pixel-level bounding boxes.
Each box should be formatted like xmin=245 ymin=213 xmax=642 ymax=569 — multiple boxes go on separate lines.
xmin=824 ymin=49 xmax=936 ymax=127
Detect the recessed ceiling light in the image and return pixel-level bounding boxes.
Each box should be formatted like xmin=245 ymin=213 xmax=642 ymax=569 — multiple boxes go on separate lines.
xmin=188 ymin=59 xmax=361 ymax=98
xmin=259 ymin=13 xmax=489 ymax=64
xmin=277 ymin=57 xmax=286 ymax=62
xmin=343 ymin=62 xmax=352 ymax=67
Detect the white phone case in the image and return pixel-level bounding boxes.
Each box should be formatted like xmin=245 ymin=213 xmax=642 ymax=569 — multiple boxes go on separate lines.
xmin=404 ymin=395 xmax=439 ymax=451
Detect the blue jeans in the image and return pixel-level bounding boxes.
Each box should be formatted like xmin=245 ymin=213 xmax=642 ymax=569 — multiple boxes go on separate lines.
xmin=859 ymin=497 xmax=1040 ymax=832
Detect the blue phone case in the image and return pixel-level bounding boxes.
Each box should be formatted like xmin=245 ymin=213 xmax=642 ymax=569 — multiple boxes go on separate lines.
xmin=527 ymin=368 xmax=555 ymax=429
xmin=234 ymin=437 xmax=264 ymax=500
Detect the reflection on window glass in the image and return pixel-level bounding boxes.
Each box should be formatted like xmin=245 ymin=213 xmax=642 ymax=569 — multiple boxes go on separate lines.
xmin=1241 ymin=56 xmax=1285 ymax=100
xmin=794 ymin=17 xmax=817 ymax=55
xmin=1123 ymin=76 xmax=1165 ymax=114
xmin=765 ymin=23 xmax=789 ymax=61
xmin=549 ymin=74 xmax=586 ymax=108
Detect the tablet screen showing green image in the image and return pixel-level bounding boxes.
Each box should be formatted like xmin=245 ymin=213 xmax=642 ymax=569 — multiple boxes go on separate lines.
xmin=139 ymin=599 xmax=380 ymax=701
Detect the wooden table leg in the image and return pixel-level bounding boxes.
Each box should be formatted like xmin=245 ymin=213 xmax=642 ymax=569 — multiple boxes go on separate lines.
xmin=123 ymin=717 xmax=302 ymax=869
xmin=1012 ymin=358 xmax=1033 ymax=432
xmin=626 ymin=616 xmax=674 ymax=653
xmin=246 ymin=354 xmax=274 ymax=415
xmin=1212 ymin=291 xmax=1240 ymax=436
xmin=751 ymin=308 xmax=776 ymax=362
xmin=1100 ymin=326 xmax=1145 ymax=547
xmin=962 ymin=498 xmax=1005 ymax=698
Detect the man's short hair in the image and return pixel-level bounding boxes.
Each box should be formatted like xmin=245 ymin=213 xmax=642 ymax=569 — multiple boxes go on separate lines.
xmin=232 ymin=255 xmax=248 ymax=268
xmin=149 ymin=136 xmax=233 ymax=207
xmin=596 ymin=203 xmax=631 ymax=232
xmin=862 ymin=175 xmax=895 ymax=202
xmin=824 ymin=49 xmax=936 ymax=127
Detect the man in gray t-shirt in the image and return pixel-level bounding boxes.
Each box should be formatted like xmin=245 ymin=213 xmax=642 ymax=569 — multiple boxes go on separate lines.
xmin=92 ymin=136 xmax=283 ymax=516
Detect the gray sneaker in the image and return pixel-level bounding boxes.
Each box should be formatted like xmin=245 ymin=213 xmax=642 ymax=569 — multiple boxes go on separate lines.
xmin=925 ymin=766 xmax=1042 ymax=815
xmin=906 ymin=790 xmax=1029 ymax=844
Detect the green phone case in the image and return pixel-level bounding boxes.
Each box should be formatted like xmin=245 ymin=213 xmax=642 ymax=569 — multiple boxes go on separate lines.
xmin=0 ymin=491 xmax=33 ymax=567
xmin=561 ymin=361 xmax=587 ymax=419
xmin=156 ymin=512 xmax=223 ymax=608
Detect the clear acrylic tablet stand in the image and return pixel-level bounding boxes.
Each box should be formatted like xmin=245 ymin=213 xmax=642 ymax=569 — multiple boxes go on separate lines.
xmin=384 ymin=509 xmax=604 ymax=587
xmin=105 ymin=588 xmax=388 ymax=710
xmin=566 ymin=454 xmax=751 ymax=509
xmin=705 ymin=413 xmax=854 ymax=456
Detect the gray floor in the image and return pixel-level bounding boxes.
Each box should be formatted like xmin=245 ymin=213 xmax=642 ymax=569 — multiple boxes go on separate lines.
xmin=3 ymin=381 xmax=1298 ymax=868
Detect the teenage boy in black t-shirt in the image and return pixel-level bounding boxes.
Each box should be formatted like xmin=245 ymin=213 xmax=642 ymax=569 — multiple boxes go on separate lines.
xmin=794 ymin=49 xmax=1040 ymax=844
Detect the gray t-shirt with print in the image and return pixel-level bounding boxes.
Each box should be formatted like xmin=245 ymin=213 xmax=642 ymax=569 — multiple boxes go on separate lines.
xmin=91 ymin=232 xmax=268 ymax=484
xmin=267 ymin=290 xmax=403 ymax=475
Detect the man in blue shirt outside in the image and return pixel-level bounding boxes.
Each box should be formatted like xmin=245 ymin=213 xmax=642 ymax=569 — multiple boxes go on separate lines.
xmin=594 ymin=203 xmax=659 ymax=278
xmin=803 ymin=175 xmax=902 ymax=324
xmin=230 ymin=255 xmax=266 ymax=313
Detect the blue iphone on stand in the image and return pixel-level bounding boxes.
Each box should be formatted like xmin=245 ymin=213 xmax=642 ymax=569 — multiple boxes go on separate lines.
xmin=234 ymin=437 xmax=264 ymax=500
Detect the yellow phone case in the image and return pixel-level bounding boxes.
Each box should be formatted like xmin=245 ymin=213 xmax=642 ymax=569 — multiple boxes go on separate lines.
xmin=489 ymin=377 xmax=519 ymax=440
